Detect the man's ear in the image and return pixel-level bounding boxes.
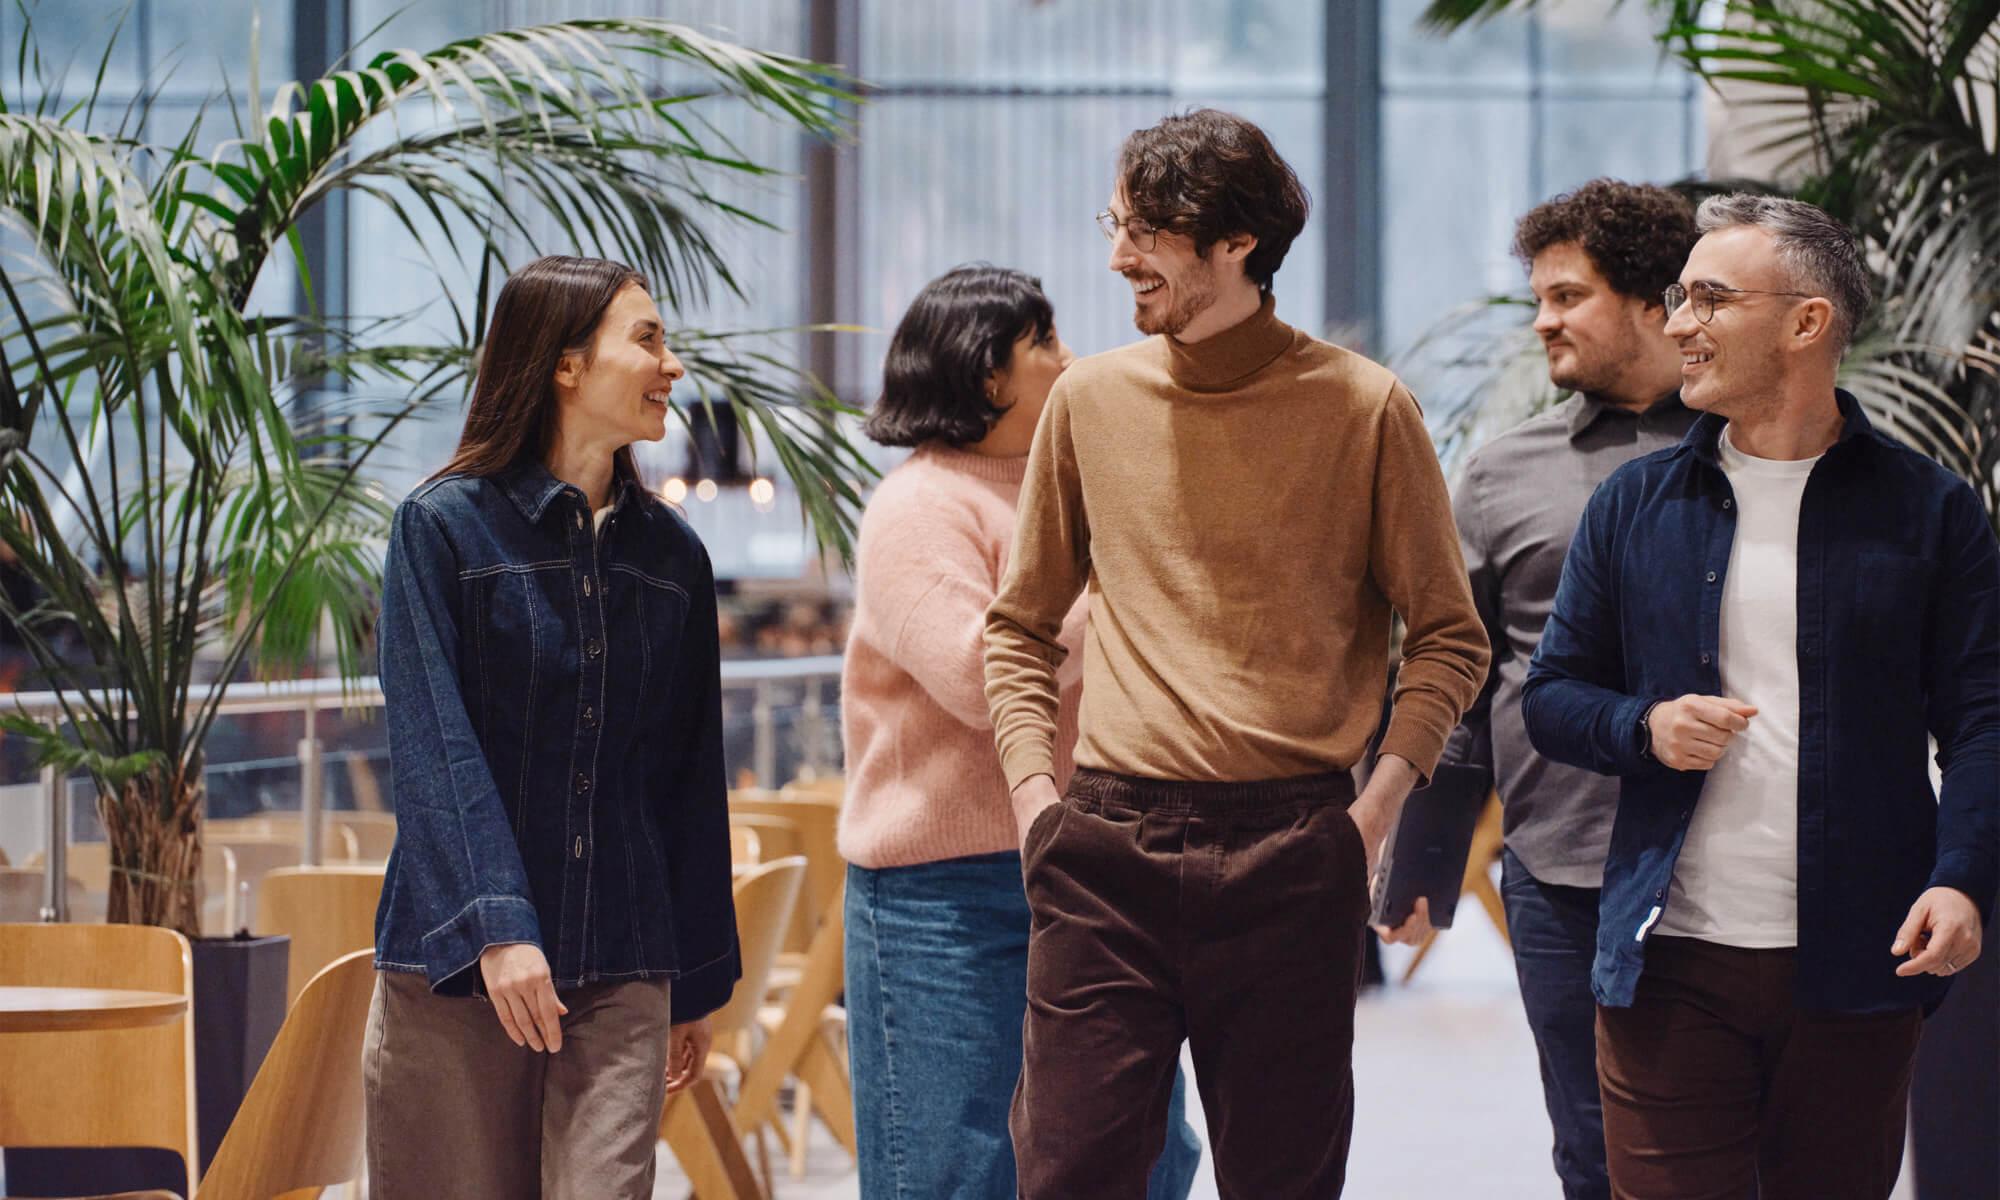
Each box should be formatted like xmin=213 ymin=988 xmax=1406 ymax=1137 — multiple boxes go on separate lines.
xmin=1789 ymin=297 xmax=1836 ymax=352
xmin=1215 ymin=230 xmax=1258 ymax=266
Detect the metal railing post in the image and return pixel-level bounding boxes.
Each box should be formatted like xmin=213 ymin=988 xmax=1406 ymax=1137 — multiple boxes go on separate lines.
xmin=801 ymin=679 xmax=825 ymax=777
xmin=40 ymin=753 xmax=65 ymax=923
xmin=299 ymin=702 xmax=323 ymax=866
xmin=753 ymin=680 xmax=776 ymax=789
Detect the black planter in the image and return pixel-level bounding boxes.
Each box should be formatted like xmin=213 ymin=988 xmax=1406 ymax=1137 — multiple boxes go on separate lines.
xmin=4 ymin=932 xmax=289 ymax=1198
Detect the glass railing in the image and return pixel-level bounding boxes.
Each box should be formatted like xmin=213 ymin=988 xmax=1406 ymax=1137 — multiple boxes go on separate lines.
xmin=0 ymin=656 xmax=844 ymax=922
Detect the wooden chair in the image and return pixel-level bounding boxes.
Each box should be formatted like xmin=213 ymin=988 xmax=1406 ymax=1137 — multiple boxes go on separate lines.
xmin=729 ymin=823 xmax=763 ymax=872
xmin=337 ymin=811 xmax=397 ymax=863
xmin=783 ymin=774 xmax=845 ymax=803
xmin=0 ymin=922 xmax=199 ymax=1199
xmin=189 ymin=949 xmax=375 ymax=1199
xmin=0 ymin=866 xmax=92 ymax=922
xmin=204 ymin=834 xmax=305 ymax=933
xmin=1399 ymin=790 xmax=1511 ymax=984
xmin=676 ymin=856 xmax=806 ymax=1194
xmin=253 ymin=865 xmax=386 ymax=1009
xmin=205 ymin=815 xmax=360 ymax=863
xmin=731 ymin=792 xmax=840 ymax=957
xmin=737 ymin=886 xmax=855 ymax=1167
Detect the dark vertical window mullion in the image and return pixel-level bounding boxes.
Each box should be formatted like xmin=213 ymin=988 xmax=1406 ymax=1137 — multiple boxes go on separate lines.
xmin=805 ymin=0 xmax=860 ymax=407
xmin=1324 ymin=1 xmax=1381 ymax=350
xmin=291 ymin=0 xmax=349 ymax=419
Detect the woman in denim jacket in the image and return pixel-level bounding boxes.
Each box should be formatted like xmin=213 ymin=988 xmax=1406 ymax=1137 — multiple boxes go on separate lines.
xmin=364 ymin=255 xmax=740 ymax=1200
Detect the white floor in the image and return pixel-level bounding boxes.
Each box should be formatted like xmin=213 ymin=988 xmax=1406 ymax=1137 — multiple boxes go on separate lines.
xmin=659 ymin=901 xmax=1920 ymax=1199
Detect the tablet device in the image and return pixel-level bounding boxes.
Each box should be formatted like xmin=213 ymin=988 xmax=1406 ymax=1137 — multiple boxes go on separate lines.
xmin=1367 ymin=761 xmax=1494 ymax=930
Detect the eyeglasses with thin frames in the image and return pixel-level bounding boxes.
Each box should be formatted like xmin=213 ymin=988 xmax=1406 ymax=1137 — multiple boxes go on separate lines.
xmin=1096 ymin=209 xmax=1173 ymax=253
xmin=1663 ymin=280 xmax=1816 ymax=323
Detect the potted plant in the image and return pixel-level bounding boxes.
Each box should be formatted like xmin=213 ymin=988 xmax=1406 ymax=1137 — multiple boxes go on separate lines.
xmin=0 ymin=8 xmax=869 ymax=1189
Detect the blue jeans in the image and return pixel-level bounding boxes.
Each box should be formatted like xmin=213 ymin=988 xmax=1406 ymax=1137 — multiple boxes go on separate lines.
xmin=1501 ymin=847 xmax=1610 ymax=1200
xmin=846 ymin=854 xmax=1202 ymax=1200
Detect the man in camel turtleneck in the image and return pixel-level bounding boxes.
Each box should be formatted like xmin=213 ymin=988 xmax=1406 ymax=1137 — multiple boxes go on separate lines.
xmin=983 ymin=109 xmax=1489 ymax=1198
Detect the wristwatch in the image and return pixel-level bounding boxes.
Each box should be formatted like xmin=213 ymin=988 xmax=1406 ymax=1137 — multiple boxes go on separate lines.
xmin=1637 ymin=700 xmax=1662 ymax=761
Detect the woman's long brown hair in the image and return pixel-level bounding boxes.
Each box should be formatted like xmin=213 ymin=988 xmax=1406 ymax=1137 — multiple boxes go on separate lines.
xmin=433 ymin=255 xmax=649 ymax=483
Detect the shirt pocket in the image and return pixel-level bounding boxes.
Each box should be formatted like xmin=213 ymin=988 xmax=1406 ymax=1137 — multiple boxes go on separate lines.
xmin=608 ymin=564 xmax=691 ymax=699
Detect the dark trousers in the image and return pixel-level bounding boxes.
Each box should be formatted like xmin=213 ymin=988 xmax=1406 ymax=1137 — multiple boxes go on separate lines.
xmin=1596 ymin=936 xmax=1922 ymax=1200
xmin=1011 ymin=768 xmax=1370 ymax=1200
xmin=1501 ymin=847 xmax=1610 ymax=1200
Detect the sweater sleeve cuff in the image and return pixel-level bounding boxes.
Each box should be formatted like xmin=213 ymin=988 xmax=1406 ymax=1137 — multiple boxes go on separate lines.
xmin=1001 ymin=743 xmax=1057 ymax=794
xmin=670 ymin=939 xmax=743 ymax=1024
xmin=420 ymin=895 xmax=543 ymax=995
xmin=1377 ymin=719 xmax=1447 ymax=785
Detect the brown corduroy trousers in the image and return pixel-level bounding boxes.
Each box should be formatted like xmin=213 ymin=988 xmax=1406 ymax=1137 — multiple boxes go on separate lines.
xmin=1596 ymin=936 xmax=1922 ymax=1200
xmin=1012 ymin=767 xmax=1371 ymax=1200
xmin=362 ymin=968 xmax=672 ymax=1200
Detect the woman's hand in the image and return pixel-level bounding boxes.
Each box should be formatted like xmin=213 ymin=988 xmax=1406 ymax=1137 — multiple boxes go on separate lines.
xmin=666 ymin=1017 xmax=714 ymax=1093
xmin=479 ymin=942 xmax=567 ymax=1052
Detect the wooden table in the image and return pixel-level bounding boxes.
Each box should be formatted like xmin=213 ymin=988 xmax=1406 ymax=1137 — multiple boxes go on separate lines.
xmin=0 ymin=986 xmax=188 ymax=1033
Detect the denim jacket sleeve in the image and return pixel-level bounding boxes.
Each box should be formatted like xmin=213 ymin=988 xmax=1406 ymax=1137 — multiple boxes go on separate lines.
xmin=1922 ymin=482 xmax=2000 ymax=917
xmin=379 ymin=496 xmax=541 ymax=990
xmin=659 ymin=541 xmax=742 ymax=1023
xmin=1522 ymin=478 xmax=1659 ymax=777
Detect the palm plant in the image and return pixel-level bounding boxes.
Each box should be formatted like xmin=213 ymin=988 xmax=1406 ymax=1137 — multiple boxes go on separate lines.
xmin=0 ymin=7 xmax=870 ymax=933
xmin=1413 ymin=0 xmax=1999 ymax=527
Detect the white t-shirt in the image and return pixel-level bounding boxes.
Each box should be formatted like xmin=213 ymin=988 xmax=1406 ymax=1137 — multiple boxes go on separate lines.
xmin=1656 ymin=426 xmax=1821 ymax=948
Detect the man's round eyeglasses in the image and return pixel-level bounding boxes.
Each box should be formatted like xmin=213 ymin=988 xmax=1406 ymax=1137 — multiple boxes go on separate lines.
xmin=1096 ymin=209 xmax=1169 ymax=252
xmin=1663 ymin=280 xmax=1815 ymax=324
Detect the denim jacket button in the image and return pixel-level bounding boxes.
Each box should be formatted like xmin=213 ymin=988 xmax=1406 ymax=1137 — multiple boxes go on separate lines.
xmin=574 ymin=511 xmax=584 ymax=530
xmin=1705 ymin=570 xmax=1717 ymax=583
xmin=583 ymin=576 xmax=594 ymax=597
xmin=581 ymin=705 xmax=597 ymax=729
xmin=586 ymin=638 xmax=603 ymax=659
xmin=574 ymin=772 xmax=591 ymax=795
xmin=1700 ymin=652 xmax=1711 ymax=665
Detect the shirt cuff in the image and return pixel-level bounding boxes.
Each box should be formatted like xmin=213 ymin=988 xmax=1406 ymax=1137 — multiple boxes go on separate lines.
xmin=420 ymin=894 xmax=543 ymax=995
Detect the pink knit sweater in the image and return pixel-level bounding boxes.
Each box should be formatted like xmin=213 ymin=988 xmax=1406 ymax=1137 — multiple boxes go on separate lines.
xmin=838 ymin=444 xmax=1085 ymax=869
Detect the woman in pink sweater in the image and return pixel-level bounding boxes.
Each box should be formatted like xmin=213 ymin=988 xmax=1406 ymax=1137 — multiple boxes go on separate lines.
xmin=838 ymin=265 xmax=1199 ymax=1199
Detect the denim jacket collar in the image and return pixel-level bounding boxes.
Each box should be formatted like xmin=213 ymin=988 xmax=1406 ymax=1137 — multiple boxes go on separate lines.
xmin=495 ymin=457 xmax=645 ymax=525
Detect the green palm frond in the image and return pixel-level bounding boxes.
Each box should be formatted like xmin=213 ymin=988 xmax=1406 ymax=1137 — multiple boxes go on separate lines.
xmin=0 ymin=2 xmax=867 ymax=845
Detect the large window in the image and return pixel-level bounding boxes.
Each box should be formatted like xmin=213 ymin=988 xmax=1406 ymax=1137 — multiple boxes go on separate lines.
xmin=10 ymin=0 xmax=1707 ymax=578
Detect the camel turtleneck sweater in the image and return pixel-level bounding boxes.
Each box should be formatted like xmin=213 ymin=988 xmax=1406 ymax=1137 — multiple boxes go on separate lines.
xmin=983 ymin=294 xmax=1489 ymax=790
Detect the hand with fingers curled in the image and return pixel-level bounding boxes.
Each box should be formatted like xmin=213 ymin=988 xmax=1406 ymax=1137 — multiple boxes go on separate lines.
xmin=665 ymin=1017 xmax=714 ymax=1094
xmin=1892 ymin=887 xmax=1984 ymax=979
xmin=479 ymin=942 xmax=568 ymax=1053
xmin=1646 ymin=694 xmax=1758 ymax=771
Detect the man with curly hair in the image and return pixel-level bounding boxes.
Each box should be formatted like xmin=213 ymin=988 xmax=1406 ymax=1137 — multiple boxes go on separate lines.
xmin=984 ymin=108 xmax=1488 ymax=1197
xmin=1414 ymin=179 xmax=1698 ymax=1199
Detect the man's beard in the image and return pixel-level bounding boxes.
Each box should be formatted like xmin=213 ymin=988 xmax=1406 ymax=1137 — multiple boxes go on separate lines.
xmin=1132 ymin=261 xmax=1217 ymax=336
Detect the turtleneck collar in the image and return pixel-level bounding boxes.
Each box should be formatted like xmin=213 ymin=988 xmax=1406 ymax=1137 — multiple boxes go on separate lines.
xmin=917 ymin=441 xmax=1031 ymax=484
xmin=1163 ymin=293 xmax=1296 ymax=392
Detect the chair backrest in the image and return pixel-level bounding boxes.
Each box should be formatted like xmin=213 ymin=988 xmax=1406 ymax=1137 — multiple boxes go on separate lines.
xmin=206 ymin=815 xmax=361 ymax=862
xmin=709 ymin=857 xmax=806 ymax=1042
xmin=195 ymin=949 xmax=375 ymax=1200
xmin=0 ymin=922 xmax=199 ymax=1199
xmin=253 ymin=866 xmax=386 ymax=1009
xmin=735 ymin=791 xmax=842 ymax=953
xmin=338 ymin=811 xmax=397 ymax=863
xmin=729 ymin=823 xmax=763 ymax=870
xmin=784 ymin=774 xmax=846 ymax=802
xmin=205 ymin=834 xmax=305 ymax=931
xmin=0 ymin=866 xmax=91 ymax=922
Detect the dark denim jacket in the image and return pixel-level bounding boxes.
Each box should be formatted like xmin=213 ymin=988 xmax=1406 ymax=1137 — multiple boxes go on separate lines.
xmin=372 ymin=460 xmax=741 ymax=1022
xmin=1523 ymin=392 xmax=1999 ymax=1014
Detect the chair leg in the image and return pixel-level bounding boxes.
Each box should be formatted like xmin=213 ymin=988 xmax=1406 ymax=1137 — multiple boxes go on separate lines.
xmin=789 ymin=1080 xmax=812 ymax=1178
xmin=660 ymin=1078 xmax=766 ymax=1200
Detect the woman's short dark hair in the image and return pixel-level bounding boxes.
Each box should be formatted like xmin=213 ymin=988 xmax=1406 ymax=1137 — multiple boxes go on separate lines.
xmin=1116 ymin=109 xmax=1310 ymax=294
xmin=865 ymin=264 xmax=1055 ymax=449
xmin=1512 ymin=179 xmax=1698 ymax=306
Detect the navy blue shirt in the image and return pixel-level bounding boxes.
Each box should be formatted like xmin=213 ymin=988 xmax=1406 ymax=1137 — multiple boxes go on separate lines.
xmin=1523 ymin=391 xmax=1998 ymax=1013
xmin=372 ymin=460 xmax=741 ymax=1023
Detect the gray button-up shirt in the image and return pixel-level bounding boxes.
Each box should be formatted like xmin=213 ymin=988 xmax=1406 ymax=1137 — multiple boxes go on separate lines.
xmin=1442 ymin=391 xmax=1698 ymax=887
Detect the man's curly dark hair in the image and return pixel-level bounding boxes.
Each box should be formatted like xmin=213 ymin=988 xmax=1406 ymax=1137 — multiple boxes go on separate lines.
xmin=1117 ymin=109 xmax=1310 ymax=295
xmin=1512 ymin=179 xmax=1697 ymax=305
